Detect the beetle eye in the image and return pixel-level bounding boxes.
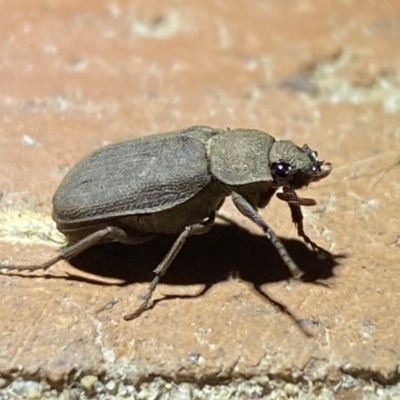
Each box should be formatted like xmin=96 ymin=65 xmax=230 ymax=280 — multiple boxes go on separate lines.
xmin=271 ymin=162 xmax=293 ymax=186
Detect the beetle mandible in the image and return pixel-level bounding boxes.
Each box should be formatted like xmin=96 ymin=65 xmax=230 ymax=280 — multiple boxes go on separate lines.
xmin=1 ymin=126 xmax=332 ymax=320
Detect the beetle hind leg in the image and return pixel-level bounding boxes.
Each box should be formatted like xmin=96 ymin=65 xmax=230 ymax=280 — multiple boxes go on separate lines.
xmin=0 ymin=226 xmax=155 ymax=274
xmin=124 ymin=212 xmax=216 ymax=321
xmin=0 ymin=254 xmax=65 ymax=273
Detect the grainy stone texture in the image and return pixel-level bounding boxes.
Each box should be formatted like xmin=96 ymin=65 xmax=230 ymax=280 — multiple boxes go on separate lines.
xmin=0 ymin=1 xmax=399 ymax=399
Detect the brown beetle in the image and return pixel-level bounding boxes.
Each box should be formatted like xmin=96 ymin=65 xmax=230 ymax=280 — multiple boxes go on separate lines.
xmin=1 ymin=126 xmax=332 ymax=320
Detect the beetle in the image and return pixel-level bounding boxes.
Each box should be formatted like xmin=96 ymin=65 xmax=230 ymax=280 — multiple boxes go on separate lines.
xmin=1 ymin=126 xmax=332 ymax=320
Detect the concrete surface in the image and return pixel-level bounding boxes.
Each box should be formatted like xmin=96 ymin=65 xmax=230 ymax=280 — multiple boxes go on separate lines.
xmin=0 ymin=0 xmax=399 ymax=399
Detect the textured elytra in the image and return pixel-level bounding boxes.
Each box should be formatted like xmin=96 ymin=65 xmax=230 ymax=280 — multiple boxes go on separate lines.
xmin=53 ymin=127 xmax=219 ymax=225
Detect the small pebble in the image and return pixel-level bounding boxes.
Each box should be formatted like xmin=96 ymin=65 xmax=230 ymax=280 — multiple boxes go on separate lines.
xmin=80 ymin=375 xmax=98 ymax=391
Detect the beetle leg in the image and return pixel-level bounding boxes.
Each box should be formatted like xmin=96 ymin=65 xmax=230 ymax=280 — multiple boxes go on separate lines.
xmin=231 ymin=192 xmax=303 ymax=279
xmin=124 ymin=212 xmax=216 ymax=321
xmin=276 ymin=190 xmax=316 ymax=207
xmin=0 ymin=226 xmax=146 ymax=273
xmin=288 ymin=202 xmax=322 ymax=253
xmin=0 ymin=253 xmax=65 ymax=274
xmin=277 ymin=189 xmax=323 ymax=253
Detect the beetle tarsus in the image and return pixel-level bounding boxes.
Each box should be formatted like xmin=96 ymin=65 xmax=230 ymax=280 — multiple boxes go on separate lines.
xmin=124 ymin=288 xmax=156 ymax=321
xmin=0 ymin=254 xmax=63 ymax=273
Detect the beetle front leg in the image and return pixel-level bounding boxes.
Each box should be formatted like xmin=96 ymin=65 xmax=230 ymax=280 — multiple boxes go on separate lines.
xmin=276 ymin=188 xmax=324 ymax=253
xmin=231 ymin=192 xmax=303 ymax=279
xmin=124 ymin=212 xmax=216 ymax=321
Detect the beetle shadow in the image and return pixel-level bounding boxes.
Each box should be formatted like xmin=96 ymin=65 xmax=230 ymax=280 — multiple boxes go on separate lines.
xmin=70 ymin=222 xmax=342 ymax=288
xmin=68 ymin=224 xmax=343 ymax=333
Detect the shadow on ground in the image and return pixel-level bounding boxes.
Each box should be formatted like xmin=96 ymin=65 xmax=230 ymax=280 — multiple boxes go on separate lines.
xmin=69 ymin=223 xmax=341 ymax=287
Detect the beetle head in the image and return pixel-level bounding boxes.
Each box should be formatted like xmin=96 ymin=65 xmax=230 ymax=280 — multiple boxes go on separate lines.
xmin=269 ymin=141 xmax=331 ymax=189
